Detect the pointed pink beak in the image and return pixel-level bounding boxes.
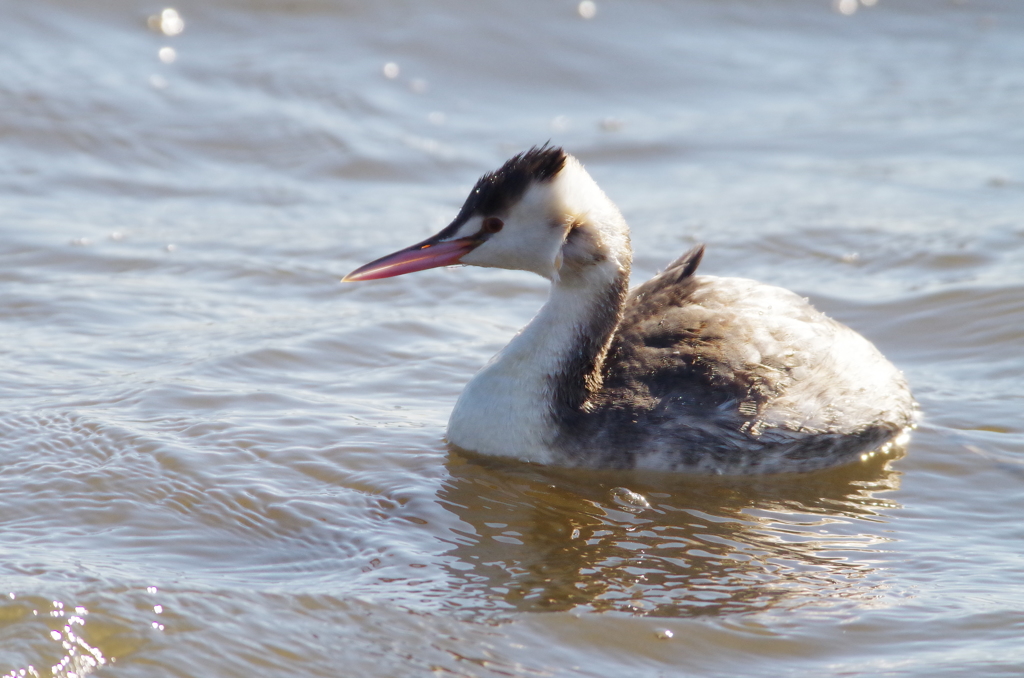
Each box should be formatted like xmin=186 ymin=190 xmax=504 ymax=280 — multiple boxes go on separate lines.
xmin=342 ymin=236 xmax=480 ymax=282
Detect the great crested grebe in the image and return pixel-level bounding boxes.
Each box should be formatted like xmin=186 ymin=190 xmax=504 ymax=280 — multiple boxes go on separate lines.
xmin=344 ymin=146 xmax=916 ymax=474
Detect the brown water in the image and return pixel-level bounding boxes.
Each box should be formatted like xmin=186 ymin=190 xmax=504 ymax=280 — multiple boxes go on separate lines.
xmin=2 ymin=0 xmax=1024 ymax=676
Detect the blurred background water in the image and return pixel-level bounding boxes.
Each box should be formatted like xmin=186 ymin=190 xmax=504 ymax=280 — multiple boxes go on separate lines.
xmin=1 ymin=0 xmax=1023 ymax=675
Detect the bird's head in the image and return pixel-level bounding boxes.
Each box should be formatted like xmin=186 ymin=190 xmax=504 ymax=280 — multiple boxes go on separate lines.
xmin=343 ymin=145 xmax=630 ymax=283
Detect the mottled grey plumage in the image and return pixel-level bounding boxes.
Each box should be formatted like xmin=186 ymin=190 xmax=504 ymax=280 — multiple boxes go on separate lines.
xmin=553 ymin=247 xmax=917 ymax=473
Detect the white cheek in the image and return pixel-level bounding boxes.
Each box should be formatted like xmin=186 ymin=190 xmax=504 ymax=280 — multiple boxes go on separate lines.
xmin=461 ymin=228 xmax=562 ymax=279
xmin=452 ymin=218 xmax=484 ymax=240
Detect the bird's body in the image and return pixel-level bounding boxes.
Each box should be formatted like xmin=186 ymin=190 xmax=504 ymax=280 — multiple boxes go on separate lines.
xmin=345 ymin=146 xmax=916 ymax=474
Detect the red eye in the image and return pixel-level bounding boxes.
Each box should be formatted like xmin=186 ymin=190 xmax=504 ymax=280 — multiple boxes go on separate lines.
xmin=481 ymin=217 xmax=504 ymax=234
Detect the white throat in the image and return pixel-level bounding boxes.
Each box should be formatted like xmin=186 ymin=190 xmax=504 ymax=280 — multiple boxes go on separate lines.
xmin=448 ymin=244 xmax=630 ymax=464
xmin=446 ymin=269 xmax=617 ymax=463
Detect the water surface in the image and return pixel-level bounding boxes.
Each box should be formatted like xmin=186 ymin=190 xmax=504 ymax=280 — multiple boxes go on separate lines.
xmin=2 ymin=0 xmax=1024 ymax=676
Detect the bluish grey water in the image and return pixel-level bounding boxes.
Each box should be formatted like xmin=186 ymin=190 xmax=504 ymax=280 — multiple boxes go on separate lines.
xmin=1 ymin=0 xmax=1023 ymax=676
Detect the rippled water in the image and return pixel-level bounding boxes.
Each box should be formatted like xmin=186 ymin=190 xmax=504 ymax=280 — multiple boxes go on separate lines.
xmin=2 ymin=0 xmax=1023 ymax=675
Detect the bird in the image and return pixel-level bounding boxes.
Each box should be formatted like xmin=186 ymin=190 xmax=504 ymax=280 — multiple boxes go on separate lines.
xmin=343 ymin=145 xmax=916 ymax=474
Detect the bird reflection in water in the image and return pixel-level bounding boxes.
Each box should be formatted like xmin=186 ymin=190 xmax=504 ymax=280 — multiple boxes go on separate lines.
xmin=436 ymin=440 xmax=907 ymax=618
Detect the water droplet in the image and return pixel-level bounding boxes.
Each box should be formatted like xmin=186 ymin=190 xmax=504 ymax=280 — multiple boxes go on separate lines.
xmin=611 ymin=487 xmax=651 ymax=509
xmin=578 ymin=1 xmax=597 ymax=19
xmin=383 ymin=62 xmax=400 ymax=79
xmin=834 ymin=0 xmax=857 ymax=15
xmin=160 ymin=8 xmax=184 ymax=36
xmin=149 ymin=8 xmax=185 ymax=36
xmin=158 ymin=46 xmax=177 ymax=64
xmin=655 ymin=628 xmax=674 ymax=639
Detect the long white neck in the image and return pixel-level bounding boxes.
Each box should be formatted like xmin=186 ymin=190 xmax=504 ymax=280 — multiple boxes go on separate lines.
xmin=447 ymin=236 xmax=630 ymax=463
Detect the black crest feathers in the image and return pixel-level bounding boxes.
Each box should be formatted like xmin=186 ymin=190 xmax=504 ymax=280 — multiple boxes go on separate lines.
xmin=454 ymin=145 xmax=567 ymax=224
